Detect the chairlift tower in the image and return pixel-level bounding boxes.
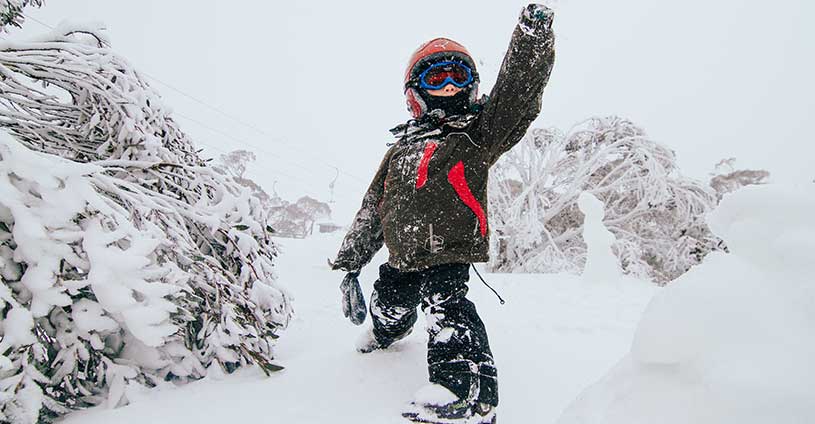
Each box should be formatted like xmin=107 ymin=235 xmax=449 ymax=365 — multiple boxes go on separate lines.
xmin=328 ymin=167 xmax=339 ymax=204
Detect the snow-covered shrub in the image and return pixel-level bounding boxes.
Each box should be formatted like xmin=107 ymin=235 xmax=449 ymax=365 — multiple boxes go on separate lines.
xmin=708 ymin=157 xmax=770 ymax=200
xmin=558 ymin=184 xmax=815 ymax=424
xmin=0 ymin=0 xmax=41 ymax=32
xmin=488 ymin=117 xmax=722 ymax=284
xmin=0 ymin=24 xmax=291 ymax=423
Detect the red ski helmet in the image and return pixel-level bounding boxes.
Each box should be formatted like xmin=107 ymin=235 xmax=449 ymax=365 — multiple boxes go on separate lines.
xmin=404 ymin=37 xmax=479 ymax=118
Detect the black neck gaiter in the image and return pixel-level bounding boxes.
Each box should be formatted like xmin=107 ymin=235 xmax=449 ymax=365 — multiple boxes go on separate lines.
xmin=420 ymin=88 xmax=473 ymax=117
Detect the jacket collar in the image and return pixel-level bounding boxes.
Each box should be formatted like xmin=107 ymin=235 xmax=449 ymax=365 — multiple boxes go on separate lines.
xmin=389 ymin=110 xmax=478 ymax=145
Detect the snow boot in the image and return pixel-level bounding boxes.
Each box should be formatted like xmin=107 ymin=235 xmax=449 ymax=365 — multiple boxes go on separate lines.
xmin=402 ymin=384 xmax=496 ymax=424
xmin=355 ymin=325 xmax=414 ymax=353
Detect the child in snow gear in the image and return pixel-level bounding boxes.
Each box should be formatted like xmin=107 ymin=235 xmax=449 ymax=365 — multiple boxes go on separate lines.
xmin=332 ymin=4 xmax=555 ymax=423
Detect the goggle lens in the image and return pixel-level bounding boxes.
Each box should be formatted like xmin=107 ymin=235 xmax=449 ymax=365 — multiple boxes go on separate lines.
xmin=418 ymin=62 xmax=473 ymax=89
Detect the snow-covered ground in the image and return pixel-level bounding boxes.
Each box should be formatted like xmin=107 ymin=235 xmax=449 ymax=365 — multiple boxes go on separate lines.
xmin=59 ymin=184 xmax=815 ymax=423
xmin=64 ymin=232 xmax=657 ymax=423
xmin=559 ymin=184 xmax=815 ymax=424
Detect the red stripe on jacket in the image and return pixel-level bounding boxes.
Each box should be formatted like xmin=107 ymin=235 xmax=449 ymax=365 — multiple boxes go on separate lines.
xmin=415 ymin=142 xmax=438 ymax=189
xmin=447 ymin=161 xmax=487 ymax=237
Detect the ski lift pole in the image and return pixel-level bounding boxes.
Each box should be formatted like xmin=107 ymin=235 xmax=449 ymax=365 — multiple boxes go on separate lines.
xmin=328 ymin=166 xmax=339 ymax=204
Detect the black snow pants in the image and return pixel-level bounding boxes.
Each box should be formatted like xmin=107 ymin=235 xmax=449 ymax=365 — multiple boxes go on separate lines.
xmin=370 ymin=262 xmax=498 ymax=406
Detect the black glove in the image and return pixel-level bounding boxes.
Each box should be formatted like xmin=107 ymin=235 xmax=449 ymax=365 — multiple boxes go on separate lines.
xmin=340 ymin=272 xmax=367 ymax=325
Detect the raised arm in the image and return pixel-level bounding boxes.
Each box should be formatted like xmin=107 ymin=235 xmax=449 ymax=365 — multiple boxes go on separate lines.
xmin=475 ymin=4 xmax=556 ymax=164
xmin=331 ymin=149 xmax=393 ymax=272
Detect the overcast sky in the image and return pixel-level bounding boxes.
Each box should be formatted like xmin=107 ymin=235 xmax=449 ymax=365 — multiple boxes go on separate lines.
xmin=12 ymin=0 xmax=814 ymax=221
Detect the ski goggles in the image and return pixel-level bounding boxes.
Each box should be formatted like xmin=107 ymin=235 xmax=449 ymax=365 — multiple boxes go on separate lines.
xmin=416 ymin=61 xmax=475 ymax=90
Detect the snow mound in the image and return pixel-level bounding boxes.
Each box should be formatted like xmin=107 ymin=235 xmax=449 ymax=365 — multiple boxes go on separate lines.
xmin=558 ymin=184 xmax=815 ymax=424
xmin=578 ymin=192 xmax=620 ymax=282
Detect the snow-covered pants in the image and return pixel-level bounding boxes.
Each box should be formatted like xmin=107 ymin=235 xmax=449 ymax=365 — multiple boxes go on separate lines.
xmin=370 ymin=263 xmax=498 ymax=406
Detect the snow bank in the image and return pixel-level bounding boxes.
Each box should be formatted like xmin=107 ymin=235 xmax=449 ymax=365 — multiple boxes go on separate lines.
xmin=558 ymin=184 xmax=815 ymax=424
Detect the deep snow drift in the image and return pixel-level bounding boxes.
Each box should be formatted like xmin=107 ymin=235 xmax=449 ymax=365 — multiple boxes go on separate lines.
xmin=559 ymin=184 xmax=815 ymax=424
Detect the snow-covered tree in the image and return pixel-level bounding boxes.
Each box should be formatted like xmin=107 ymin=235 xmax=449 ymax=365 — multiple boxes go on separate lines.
xmin=708 ymin=158 xmax=770 ymax=200
xmin=269 ymin=196 xmax=332 ymax=238
xmin=0 ymin=23 xmax=291 ymax=423
xmin=215 ymin=150 xmax=275 ymax=206
xmin=488 ymin=117 xmax=723 ymax=284
xmin=217 ymin=150 xmax=256 ymax=180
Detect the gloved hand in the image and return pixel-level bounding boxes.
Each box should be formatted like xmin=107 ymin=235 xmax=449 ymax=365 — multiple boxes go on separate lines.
xmin=521 ymin=3 xmax=555 ymax=30
xmin=340 ymin=271 xmax=367 ymax=325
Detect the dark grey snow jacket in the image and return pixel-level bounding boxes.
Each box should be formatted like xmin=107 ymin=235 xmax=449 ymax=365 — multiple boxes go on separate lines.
xmin=333 ymin=9 xmax=556 ymax=272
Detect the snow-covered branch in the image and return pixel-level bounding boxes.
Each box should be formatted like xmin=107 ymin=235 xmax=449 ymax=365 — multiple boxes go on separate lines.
xmin=708 ymin=157 xmax=770 ymax=200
